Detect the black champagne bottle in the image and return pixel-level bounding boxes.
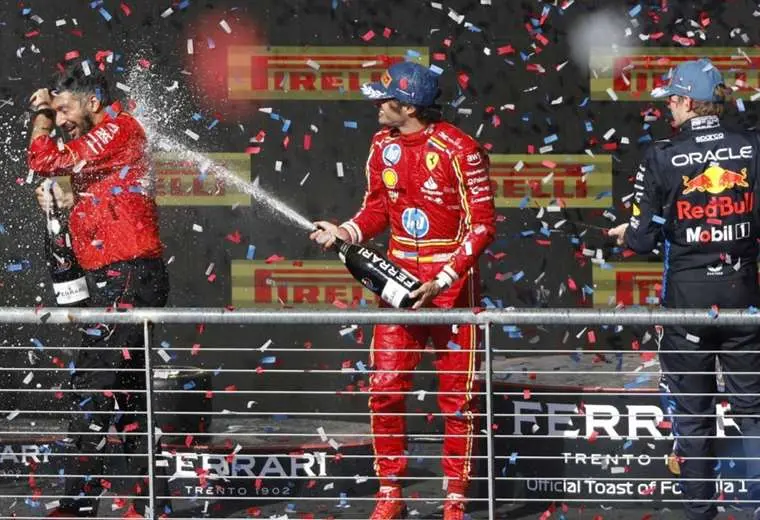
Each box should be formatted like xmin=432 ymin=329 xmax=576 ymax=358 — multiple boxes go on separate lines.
xmin=44 ymin=183 xmax=90 ymax=306
xmin=332 ymin=237 xmax=421 ymax=308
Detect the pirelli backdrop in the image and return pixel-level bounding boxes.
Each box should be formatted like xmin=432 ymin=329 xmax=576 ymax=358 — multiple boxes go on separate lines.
xmin=1 ymin=0 xmax=760 ymax=418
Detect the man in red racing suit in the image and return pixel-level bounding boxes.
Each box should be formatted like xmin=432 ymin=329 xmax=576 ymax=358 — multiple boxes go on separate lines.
xmin=311 ymin=61 xmax=495 ymax=520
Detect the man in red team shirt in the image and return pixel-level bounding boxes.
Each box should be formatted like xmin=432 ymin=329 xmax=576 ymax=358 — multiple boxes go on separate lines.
xmin=311 ymin=61 xmax=496 ymax=520
xmin=28 ymin=63 xmax=168 ymax=518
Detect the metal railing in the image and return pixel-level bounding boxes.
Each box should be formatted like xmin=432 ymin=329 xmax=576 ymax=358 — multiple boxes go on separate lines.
xmin=1 ymin=306 xmax=759 ymax=519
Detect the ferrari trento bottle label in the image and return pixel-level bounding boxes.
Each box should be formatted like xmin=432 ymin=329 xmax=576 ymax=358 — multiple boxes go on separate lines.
xmin=333 ymin=239 xmax=421 ymax=308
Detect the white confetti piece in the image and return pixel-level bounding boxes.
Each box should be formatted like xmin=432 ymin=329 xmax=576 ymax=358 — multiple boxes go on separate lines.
xmin=160 ymin=8 xmax=174 ymax=18
xmin=205 ymin=263 xmax=215 ymax=276
xmin=328 ymin=438 xmax=341 ymax=450
xmin=317 ymin=427 xmax=328 ymax=442
xmin=81 ymin=60 xmax=91 ymax=76
xmin=72 ymin=160 xmax=87 ymax=173
xmin=157 ymin=349 xmax=171 ymax=362
xmin=219 ymin=20 xmax=232 ymax=33
xmin=187 ymin=39 xmax=194 ymax=55
xmin=606 ymin=88 xmax=618 ymax=101
xmin=23 ymin=372 xmax=33 ymax=385
xmin=192 ymin=224 xmax=203 ymax=232
xmin=184 ymin=129 xmax=199 ymax=141
xmin=55 ymin=19 xmax=66 ymax=26
xmin=306 ymin=59 xmax=320 ymax=70
xmin=115 ymin=82 xmax=131 ymax=92
xmin=5 ymin=410 xmax=19 ymax=421
xmin=603 ymin=128 xmax=616 ymax=140
xmin=300 ymin=172 xmax=310 ymax=186
xmin=336 ymin=162 xmax=344 ymax=178
xmin=275 ymin=160 xmax=283 ymax=172
xmin=259 ymin=339 xmax=272 ymax=351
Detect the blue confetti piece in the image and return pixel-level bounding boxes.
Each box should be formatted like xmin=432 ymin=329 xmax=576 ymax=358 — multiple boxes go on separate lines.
xmin=98 ymin=7 xmax=112 ymax=21
xmin=0 ymin=224 xmax=5 ymax=235
xmin=85 ymin=328 xmax=102 ymax=337
xmin=737 ymin=99 xmax=746 ymax=112
xmin=629 ymin=4 xmax=642 ymax=17
xmin=356 ymin=361 xmax=367 ymax=373
xmin=570 ymin=351 xmax=581 ymax=363
xmin=183 ymin=381 xmax=196 ymax=390
xmin=160 ymin=341 xmax=170 ymax=348
xmin=331 ymin=0 xmax=338 ymax=9
xmin=748 ymin=306 xmax=759 ymax=314
xmin=178 ymin=0 xmax=191 ymax=8
xmin=708 ymin=308 xmax=719 ymax=319
xmin=638 ymin=134 xmax=653 ymax=143
xmin=6 ymin=263 xmax=23 ymax=272
xmin=714 ymin=460 xmax=721 ymax=471
xmin=429 ymin=65 xmax=444 ymax=75
xmin=207 ymin=37 xmax=216 ymax=50
xmin=68 ymin=361 xmax=76 ymax=375
xmin=447 ymin=341 xmax=462 ymax=350
xmin=582 ymin=285 xmax=594 ymax=295
xmin=520 ymin=230 xmax=535 ymax=237
xmin=729 ymin=459 xmax=736 ymax=468
xmin=214 ymin=366 xmax=222 ymax=376
xmin=406 ymin=49 xmax=421 ymax=58
xmin=520 ymin=51 xmax=530 ymax=62
xmin=518 ymin=196 xmax=530 ymax=209
xmin=544 ymin=133 xmax=558 ymax=144
xmin=246 ymin=245 xmax=256 ymax=260
xmin=191 ymin=113 xmax=203 ymax=121
xmin=652 ymin=215 xmax=666 ymax=225
xmin=270 ymin=112 xmax=281 ymax=121
xmin=79 ymin=397 xmax=92 ymax=408
xmin=581 ymin=164 xmax=595 ymax=173
xmin=207 ymin=119 xmax=219 ymax=130
xmin=509 ymin=452 xmax=518 ymax=464
xmin=22 ymin=8 xmax=32 ymax=15
xmin=111 ymin=186 xmax=122 ymax=195
xmin=119 ymin=166 xmax=130 ymax=179
xmin=623 ymin=439 xmax=633 ymax=450
xmin=481 ymin=297 xmax=496 ymax=308
xmin=512 ymin=271 xmax=525 ymax=282
xmin=31 ymin=338 xmax=44 ymax=350
xmin=282 ymin=119 xmax=292 ymax=132
xmin=261 ymin=356 xmax=276 ymax=364
xmin=600 ymin=262 xmax=614 ymax=270
xmin=466 ymin=24 xmax=482 ymax=33
xmin=540 ymin=227 xmax=551 ymax=237
xmin=595 ymin=190 xmax=612 ymax=200
xmin=579 ymin=97 xmax=589 ymax=107
xmin=343 ymin=121 xmax=358 ymax=129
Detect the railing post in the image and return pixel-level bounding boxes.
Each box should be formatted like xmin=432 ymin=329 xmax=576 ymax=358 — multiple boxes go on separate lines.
xmin=143 ymin=319 xmax=156 ymax=519
xmin=484 ymin=321 xmax=495 ymax=519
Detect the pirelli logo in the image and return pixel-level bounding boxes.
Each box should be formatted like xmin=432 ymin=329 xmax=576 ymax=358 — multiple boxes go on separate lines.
xmin=231 ymin=260 xmax=378 ymax=308
xmin=46 ymin=153 xmax=251 ymax=207
xmin=154 ymin=153 xmax=250 ymax=206
xmin=590 ymin=47 xmax=760 ymax=101
xmin=489 ymin=154 xmax=612 ymax=208
xmin=591 ymin=262 xmax=662 ymax=308
xmin=227 ymin=46 xmax=428 ymax=100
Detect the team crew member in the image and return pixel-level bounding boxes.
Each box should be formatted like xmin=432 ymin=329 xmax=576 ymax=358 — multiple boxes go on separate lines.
xmin=609 ymin=58 xmax=760 ymax=520
xmin=311 ymin=61 xmax=496 ymax=520
xmin=28 ymin=64 xmax=168 ymax=519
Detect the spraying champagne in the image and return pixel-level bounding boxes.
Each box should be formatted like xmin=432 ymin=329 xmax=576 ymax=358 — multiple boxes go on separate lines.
xmin=314 ymin=225 xmax=422 ymax=308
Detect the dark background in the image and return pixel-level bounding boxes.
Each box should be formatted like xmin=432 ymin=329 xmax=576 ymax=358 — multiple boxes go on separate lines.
xmin=1 ymin=0 xmax=759 ymax=426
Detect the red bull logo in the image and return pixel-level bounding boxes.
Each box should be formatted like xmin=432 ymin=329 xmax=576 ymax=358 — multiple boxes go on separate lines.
xmin=677 ymin=193 xmax=754 ymax=220
xmin=682 ymin=165 xmax=749 ymax=195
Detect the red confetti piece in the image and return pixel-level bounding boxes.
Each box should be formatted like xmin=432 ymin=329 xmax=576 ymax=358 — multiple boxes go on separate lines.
xmin=282 ymin=136 xmax=290 ymax=149
xmin=443 ymin=38 xmax=452 ymax=47
xmin=432 ymin=52 xmax=447 ymax=61
xmin=226 ymin=230 xmax=242 ymax=243
xmin=191 ymin=343 xmax=201 ymax=356
xmin=64 ymin=50 xmax=80 ymax=61
xmin=534 ymin=33 xmax=549 ymax=46
xmin=265 ymin=254 xmax=285 ymax=264
xmin=306 ymin=479 xmax=316 ymax=488
xmin=361 ymin=30 xmax=375 ymax=42
xmin=497 ymin=44 xmax=515 ymax=55
xmin=244 ymin=146 xmax=261 ymax=155
xmin=122 ymin=348 xmax=131 ymax=360
xmin=120 ymin=2 xmax=132 ymax=16
xmin=631 ymin=340 xmax=640 ymax=351
xmin=457 ymin=72 xmax=470 ymax=89
xmin=25 ymin=30 xmax=40 ymax=38
xmin=205 ymin=390 xmax=214 ymax=398
xmin=541 ymin=160 xmax=557 ymax=169
xmin=137 ymin=59 xmax=151 ymax=69
xmin=246 ymin=506 xmax=262 ymax=517
xmin=383 ymin=27 xmax=392 ymax=38
xmin=303 ymin=133 xmax=312 ymax=150
xmin=587 ymin=330 xmax=596 ymax=344
xmin=567 ymin=277 xmax=577 ymax=291
xmin=332 ymin=299 xmax=348 ymax=309
xmin=523 ymin=389 xmax=531 ymax=399
xmin=588 ymin=430 xmax=598 ymax=442
xmin=123 ymin=422 xmax=139 ymax=432
xmin=184 ymin=435 xmax=193 ymax=448
xmin=100 ymin=479 xmax=112 ymax=490
xmin=207 ymin=273 xmax=216 ymax=283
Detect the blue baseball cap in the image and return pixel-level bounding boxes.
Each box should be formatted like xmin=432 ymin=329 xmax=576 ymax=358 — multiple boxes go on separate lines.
xmin=650 ymin=58 xmax=725 ymax=102
xmin=360 ymin=61 xmax=440 ymax=107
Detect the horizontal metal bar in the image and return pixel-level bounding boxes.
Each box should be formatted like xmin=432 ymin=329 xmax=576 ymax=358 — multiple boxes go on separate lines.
xmin=4 ymin=307 xmax=760 ymax=325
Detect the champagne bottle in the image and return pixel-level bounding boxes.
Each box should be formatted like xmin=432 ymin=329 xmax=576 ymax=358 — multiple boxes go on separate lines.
xmin=44 ymin=181 xmax=90 ymax=307
xmin=332 ymin=237 xmax=422 ymax=308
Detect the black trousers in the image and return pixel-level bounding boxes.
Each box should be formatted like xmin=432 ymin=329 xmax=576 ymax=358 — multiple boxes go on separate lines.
xmin=59 ymin=258 xmax=169 ymax=516
xmin=659 ymin=273 xmax=760 ymax=520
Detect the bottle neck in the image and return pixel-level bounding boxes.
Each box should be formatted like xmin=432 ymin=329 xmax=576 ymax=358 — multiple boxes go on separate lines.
xmin=332 ymin=236 xmax=346 ymax=252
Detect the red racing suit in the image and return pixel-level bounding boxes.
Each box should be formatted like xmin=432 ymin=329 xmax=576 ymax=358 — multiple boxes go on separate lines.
xmin=28 ymin=102 xmax=162 ymax=271
xmin=340 ymin=122 xmax=496 ymax=495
